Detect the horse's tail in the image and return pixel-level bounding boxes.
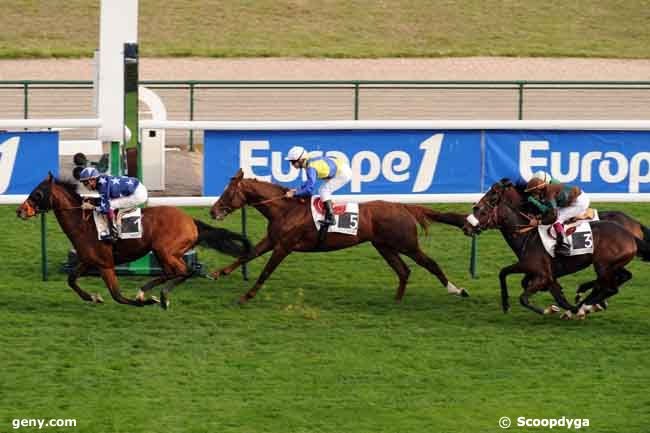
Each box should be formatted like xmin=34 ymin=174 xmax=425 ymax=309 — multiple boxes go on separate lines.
xmin=193 ymin=219 xmax=252 ymax=257
xmin=404 ymin=205 xmax=465 ymax=234
xmin=635 ymin=237 xmax=650 ymax=262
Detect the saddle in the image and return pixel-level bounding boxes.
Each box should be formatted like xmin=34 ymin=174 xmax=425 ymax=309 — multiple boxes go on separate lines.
xmin=312 ymin=197 xmax=347 ymax=216
xmin=546 ymin=208 xmax=598 ymax=238
xmin=93 ymin=207 xmax=143 ymax=240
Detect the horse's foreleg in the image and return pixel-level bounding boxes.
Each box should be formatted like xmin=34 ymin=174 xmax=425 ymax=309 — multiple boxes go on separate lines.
xmin=373 ymin=242 xmax=411 ymax=302
xmin=519 ymin=292 xmax=545 ymax=315
xmin=239 ymin=247 xmax=290 ymax=304
xmin=405 ymin=249 xmax=469 ymax=297
xmin=499 ymin=263 xmax=524 ymax=313
xmin=210 ymin=236 xmax=274 ymax=279
xmin=98 ymin=268 xmax=142 ymax=306
xmin=575 ymin=280 xmax=597 ymax=304
xmin=548 ymin=281 xmax=575 ymax=313
xmin=68 ymin=263 xmax=104 ymax=304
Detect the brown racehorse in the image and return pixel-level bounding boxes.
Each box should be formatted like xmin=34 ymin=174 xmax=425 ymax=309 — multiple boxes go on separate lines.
xmin=209 ymin=169 xmax=470 ymax=304
xmin=463 ymin=179 xmax=650 ymax=318
xmin=16 ymin=173 xmax=250 ymax=309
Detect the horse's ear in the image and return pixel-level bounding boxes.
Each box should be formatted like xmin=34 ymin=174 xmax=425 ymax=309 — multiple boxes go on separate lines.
xmin=47 ymin=172 xmax=54 ymax=183
xmin=235 ymin=169 xmax=244 ymax=180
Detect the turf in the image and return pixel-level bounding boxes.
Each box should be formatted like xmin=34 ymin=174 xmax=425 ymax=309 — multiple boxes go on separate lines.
xmin=1 ymin=1 xmax=649 ymax=59
xmin=1 ymin=203 xmax=649 ymax=433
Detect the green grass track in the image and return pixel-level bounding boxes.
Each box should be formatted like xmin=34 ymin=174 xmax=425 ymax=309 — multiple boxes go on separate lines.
xmin=1 ymin=203 xmax=649 ymax=432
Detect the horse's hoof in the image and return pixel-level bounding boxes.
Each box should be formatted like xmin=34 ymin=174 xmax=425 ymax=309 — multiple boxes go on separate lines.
xmin=92 ymin=294 xmax=104 ymax=304
xmin=150 ymin=296 xmax=160 ymax=304
xmin=160 ymin=294 xmax=170 ymax=310
xmin=460 ymin=288 xmax=470 ymax=298
xmin=601 ymin=300 xmax=609 ymax=310
xmin=238 ymin=296 xmax=248 ymax=305
xmin=561 ymin=310 xmax=573 ymax=320
xmin=209 ymin=270 xmax=225 ymax=280
xmin=544 ymin=305 xmax=560 ymax=315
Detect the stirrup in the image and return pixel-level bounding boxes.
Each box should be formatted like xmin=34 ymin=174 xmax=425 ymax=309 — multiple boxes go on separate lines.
xmin=555 ymin=242 xmax=571 ymax=256
xmin=319 ymin=217 xmax=335 ymax=226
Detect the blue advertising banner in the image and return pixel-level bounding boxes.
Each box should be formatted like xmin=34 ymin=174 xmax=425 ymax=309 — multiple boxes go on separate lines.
xmin=204 ymin=130 xmax=482 ymax=196
xmin=485 ymin=130 xmax=650 ymax=193
xmin=0 ymin=131 xmax=59 ymax=194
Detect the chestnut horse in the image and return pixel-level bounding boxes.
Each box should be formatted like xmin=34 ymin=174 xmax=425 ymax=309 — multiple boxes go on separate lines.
xmin=17 ymin=174 xmax=250 ymax=309
xmin=463 ymin=179 xmax=650 ymax=318
xmin=209 ymin=169 xmax=469 ymax=304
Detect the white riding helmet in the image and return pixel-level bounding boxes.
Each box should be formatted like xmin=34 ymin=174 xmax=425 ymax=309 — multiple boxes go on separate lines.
xmin=285 ymin=146 xmax=308 ymax=161
xmin=531 ymin=170 xmax=552 ymax=183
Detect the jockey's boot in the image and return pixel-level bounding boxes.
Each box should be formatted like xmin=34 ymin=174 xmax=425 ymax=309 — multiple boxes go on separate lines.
xmin=317 ymin=200 xmax=335 ymax=247
xmin=106 ymin=209 xmax=119 ymax=242
xmin=553 ymin=222 xmax=571 ymax=256
xmin=319 ymin=200 xmax=336 ymax=226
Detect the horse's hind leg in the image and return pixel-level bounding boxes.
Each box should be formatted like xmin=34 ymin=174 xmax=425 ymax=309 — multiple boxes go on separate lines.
xmin=135 ymin=276 xmax=168 ymax=305
xmin=98 ymin=268 xmax=142 ymax=306
xmin=239 ymin=247 xmax=290 ymax=304
xmin=158 ymin=254 xmax=192 ymax=310
xmin=404 ymin=248 xmax=469 ymax=297
xmin=373 ymin=242 xmax=411 ymax=302
xmin=68 ymin=262 xmax=104 ymax=304
xmin=210 ymin=236 xmax=274 ymax=280
xmin=159 ymin=274 xmax=192 ymax=310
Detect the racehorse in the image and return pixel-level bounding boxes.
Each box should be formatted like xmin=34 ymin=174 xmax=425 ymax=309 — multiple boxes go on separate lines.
xmin=209 ymin=169 xmax=470 ymax=304
xmin=16 ymin=173 xmax=251 ymax=309
xmin=463 ymin=179 xmax=650 ymax=318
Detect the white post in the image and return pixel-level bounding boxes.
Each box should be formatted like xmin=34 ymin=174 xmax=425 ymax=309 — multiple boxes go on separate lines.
xmin=97 ymin=0 xmax=138 ymax=142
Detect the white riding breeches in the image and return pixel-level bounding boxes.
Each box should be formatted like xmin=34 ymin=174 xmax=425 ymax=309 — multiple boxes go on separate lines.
xmin=318 ymin=164 xmax=352 ymax=202
xmin=557 ymin=192 xmax=589 ymax=223
xmin=109 ymin=183 xmax=148 ymax=210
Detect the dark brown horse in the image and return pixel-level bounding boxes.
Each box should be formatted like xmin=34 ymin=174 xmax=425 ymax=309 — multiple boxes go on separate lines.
xmin=462 ymin=179 xmax=650 ymax=318
xmin=209 ymin=169 xmax=469 ymax=304
xmin=16 ymin=174 xmax=250 ymax=308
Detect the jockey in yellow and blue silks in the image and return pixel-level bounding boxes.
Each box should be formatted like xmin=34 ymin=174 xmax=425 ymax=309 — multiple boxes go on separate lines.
xmin=284 ymin=146 xmax=352 ymax=228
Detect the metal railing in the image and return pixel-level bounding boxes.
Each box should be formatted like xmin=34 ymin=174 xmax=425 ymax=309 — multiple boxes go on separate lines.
xmin=1 ymin=80 xmax=650 ymax=150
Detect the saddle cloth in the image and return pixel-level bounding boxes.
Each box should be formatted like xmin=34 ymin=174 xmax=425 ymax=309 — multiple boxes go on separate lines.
xmin=311 ymin=197 xmax=359 ymax=235
xmin=538 ymin=209 xmax=599 ymax=258
xmin=93 ymin=207 xmax=143 ymax=240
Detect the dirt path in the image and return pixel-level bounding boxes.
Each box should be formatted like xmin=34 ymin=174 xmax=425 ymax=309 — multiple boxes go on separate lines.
xmin=1 ymin=57 xmax=649 ymax=81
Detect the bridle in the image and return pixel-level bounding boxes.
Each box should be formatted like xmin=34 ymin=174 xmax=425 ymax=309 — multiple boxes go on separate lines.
xmin=475 ymin=183 xmax=537 ymax=235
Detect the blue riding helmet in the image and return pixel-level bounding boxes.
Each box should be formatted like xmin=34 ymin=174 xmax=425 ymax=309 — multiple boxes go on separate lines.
xmin=79 ymin=167 xmax=100 ymax=181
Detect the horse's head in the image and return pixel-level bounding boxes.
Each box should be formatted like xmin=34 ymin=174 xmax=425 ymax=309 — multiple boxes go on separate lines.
xmin=16 ymin=173 xmax=54 ymax=219
xmin=210 ymin=169 xmax=247 ymax=220
xmin=463 ymin=178 xmax=525 ymax=236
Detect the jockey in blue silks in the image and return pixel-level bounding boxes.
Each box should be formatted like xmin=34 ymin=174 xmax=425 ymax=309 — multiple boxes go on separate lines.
xmin=78 ymin=167 xmax=148 ymax=241
xmin=283 ymin=146 xmax=352 ymax=228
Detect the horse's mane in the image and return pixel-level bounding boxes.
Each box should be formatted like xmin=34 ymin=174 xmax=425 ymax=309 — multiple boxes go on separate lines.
xmin=54 ymin=177 xmax=83 ymax=203
xmin=499 ymin=178 xmax=528 ymax=195
xmin=241 ymin=177 xmax=290 ymax=193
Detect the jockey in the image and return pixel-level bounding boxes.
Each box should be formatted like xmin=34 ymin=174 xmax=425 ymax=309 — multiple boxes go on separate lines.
xmin=525 ymin=172 xmax=589 ymax=256
xmin=284 ymin=146 xmax=352 ymax=228
xmin=78 ymin=167 xmax=148 ymax=241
